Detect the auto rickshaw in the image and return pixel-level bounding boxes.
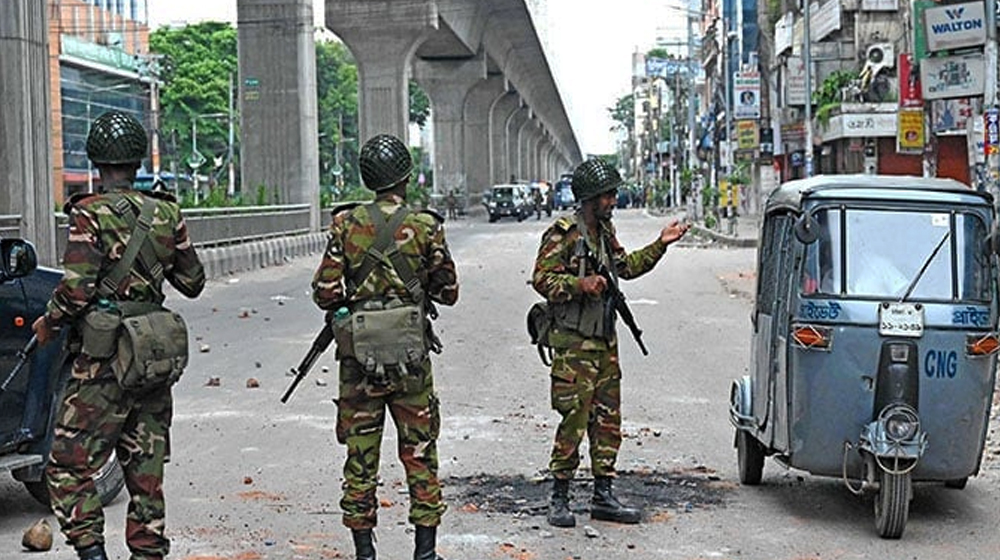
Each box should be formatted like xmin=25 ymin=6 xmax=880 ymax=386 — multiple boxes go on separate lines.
xmin=729 ymin=175 xmax=1000 ymax=538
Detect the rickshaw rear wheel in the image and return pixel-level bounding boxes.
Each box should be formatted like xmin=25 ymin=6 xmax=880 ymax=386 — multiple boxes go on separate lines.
xmin=736 ymin=430 xmax=765 ymax=485
xmin=874 ymin=471 xmax=910 ymax=539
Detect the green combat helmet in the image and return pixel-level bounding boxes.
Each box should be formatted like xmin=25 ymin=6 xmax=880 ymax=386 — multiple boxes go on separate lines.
xmin=359 ymin=134 xmax=413 ymax=191
xmin=571 ymin=159 xmax=621 ymax=202
xmin=86 ymin=110 xmax=148 ymax=165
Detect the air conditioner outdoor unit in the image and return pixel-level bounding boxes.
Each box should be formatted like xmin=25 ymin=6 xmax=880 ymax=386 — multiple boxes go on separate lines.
xmin=866 ymin=43 xmax=895 ymax=70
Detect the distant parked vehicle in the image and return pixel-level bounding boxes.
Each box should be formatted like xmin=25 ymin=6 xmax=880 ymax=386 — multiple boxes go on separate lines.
xmin=553 ymin=175 xmax=575 ymax=210
xmin=484 ymin=184 xmax=532 ymax=222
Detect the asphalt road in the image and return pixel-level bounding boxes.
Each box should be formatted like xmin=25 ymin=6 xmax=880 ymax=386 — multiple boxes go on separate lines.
xmin=3 ymin=206 xmax=1000 ymax=560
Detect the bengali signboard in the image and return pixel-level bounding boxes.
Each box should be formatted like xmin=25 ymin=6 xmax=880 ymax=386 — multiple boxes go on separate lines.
xmin=898 ymin=53 xmax=923 ymax=108
xmin=785 ymin=57 xmax=808 ymax=106
xmin=810 ymin=0 xmax=843 ymax=42
xmin=897 ymin=109 xmax=925 ymax=153
xmin=920 ymin=53 xmax=986 ymax=99
xmin=775 ymin=12 xmax=794 ymax=55
xmin=925 ymin=2 xmax=987 ymax=52
xmin=861 ymin=0 xmax=899 ymax=10
xmin=734 ymin=72 xmax=762 ymax=120
xmin=932 ymin=98 xmax=976 ymax=134
xmin=985 ymin=109 xmax=1000 ymax=156
xmin=822 ymin=110 xmax=898 ymax=140
xmin=646 ymin=57 xmax=688 ymax=78
xmin=737 ymin=120 xmax=759 ymax=150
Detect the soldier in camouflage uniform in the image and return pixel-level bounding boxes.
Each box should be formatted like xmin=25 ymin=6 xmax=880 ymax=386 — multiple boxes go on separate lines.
xmin=312 ymin=134 xmax=458 ymax=560
xmin=532 ymin=158 xmax=689 ymax=528
xmin=32 ymin=111 xmax=205 ymax=560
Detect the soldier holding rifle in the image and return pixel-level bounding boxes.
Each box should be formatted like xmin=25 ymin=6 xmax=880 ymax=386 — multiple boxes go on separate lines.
xmin=531 ymin=158 xmax=689 ymax=528
xmin=308 ymin=134 xmax=458 ymax=560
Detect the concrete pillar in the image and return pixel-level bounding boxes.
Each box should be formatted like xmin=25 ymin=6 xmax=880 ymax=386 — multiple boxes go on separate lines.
xmin=0 ymin=0 xmax=56 ymax=264
xmin=516 ymin=114 xmax=536 ymax=181
xmin=237 ymin=0 xmax=320 ymax=230
xmin=326 ymin=0 xmax=437 ymax=143
xmin=506 ymin=107 xmax=530 ymax=182
xmin=412 ymin=52 xmax=487 ymax=198
xmin=463 ymin=74 xmax=505 ymax=202
xmin=489 ymin=91 xmax=519 ymax=185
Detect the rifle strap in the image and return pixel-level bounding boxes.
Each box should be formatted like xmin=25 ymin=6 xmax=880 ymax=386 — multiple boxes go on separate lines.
xmin=97 ymin=194 xmax=161 ymax=298
xmin=353 ymin=203 xmax=425 ymax=303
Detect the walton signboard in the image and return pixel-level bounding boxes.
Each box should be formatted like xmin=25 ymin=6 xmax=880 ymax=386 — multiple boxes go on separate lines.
xmin=925 ymin=2 xmax=987 ymax=52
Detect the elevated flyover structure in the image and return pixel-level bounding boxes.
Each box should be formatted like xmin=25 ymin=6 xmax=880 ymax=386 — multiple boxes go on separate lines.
xmin=238 ymin=0 xmax=582 ymax=208
xmin=2 ymin=0 xmax=580 ymax=267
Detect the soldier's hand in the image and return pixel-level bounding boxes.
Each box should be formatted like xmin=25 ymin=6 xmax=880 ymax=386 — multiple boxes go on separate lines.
xmin=31 ymin=316 xmax=54 ymax=346
xmin=660 ymin=219 xmax=691 ymax=246
xmin=579 ymin=274 xmax=607 ymax=296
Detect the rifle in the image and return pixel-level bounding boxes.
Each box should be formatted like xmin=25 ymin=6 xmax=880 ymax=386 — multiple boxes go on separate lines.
xmin=589 ymin=258 xmax=649 ymax=356
xmin=1 ymin=335 xmax=38 ymax=393
xmin=281 ymin=321 xmax=335 ymax=403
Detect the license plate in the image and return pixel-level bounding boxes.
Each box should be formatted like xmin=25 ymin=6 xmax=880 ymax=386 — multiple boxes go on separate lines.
xmin=879 ymin=302 xmax=924 ymax=337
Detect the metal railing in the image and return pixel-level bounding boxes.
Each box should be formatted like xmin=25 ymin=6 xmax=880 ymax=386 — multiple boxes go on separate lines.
xmin=5 ymin=205 xmax=323 ymax=257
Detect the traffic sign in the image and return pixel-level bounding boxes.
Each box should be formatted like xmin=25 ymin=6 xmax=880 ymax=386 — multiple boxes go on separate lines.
xmin=187 ymin=150 xmax=207 ymax=170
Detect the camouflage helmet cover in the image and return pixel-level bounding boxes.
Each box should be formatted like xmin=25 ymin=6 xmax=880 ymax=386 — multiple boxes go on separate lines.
xmin=571 ymin=159 xmax=621 ymax=202
xmin=359 ymin=134 xmax=413 ymax=191
xmin=86 ymin=110 xmax=148 ymax=165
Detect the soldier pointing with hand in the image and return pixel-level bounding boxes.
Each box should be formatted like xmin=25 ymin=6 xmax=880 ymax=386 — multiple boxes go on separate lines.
xmin=531 ymin=158 xmax=689 ymax=528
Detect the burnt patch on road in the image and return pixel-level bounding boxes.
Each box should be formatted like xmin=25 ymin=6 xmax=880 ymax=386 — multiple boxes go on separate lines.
xmin=444 ymin=467 xmax=732 ymax=521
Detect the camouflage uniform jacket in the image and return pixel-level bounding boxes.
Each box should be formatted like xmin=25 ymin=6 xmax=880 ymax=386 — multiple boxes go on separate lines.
xmin=532 ymin=214 xmax=667 ymax=351
xmin=312 ymin=194 xmax=459 ymax=310
xmin=44 ymin=188 xmax=206 ymax=327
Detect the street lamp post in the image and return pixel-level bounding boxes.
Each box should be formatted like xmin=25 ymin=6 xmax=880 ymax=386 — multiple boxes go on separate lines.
xmin=85 ymin=83 xmax=134 ymax=193
xmin=803 ymin=0 xmax=814 ymax=177
xmin=189 ymin=112 xmax=230 ymax=203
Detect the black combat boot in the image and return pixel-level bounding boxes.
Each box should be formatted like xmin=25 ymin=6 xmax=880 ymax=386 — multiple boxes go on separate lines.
xmin=591 ymin=476 xmax=641 ymax=524
xmin=76 ymin=544 xmax=108 ymax=560
xmin=547 ymin=477 xmax=576 ymax=527
xmin=352 ymin=529 xmax=376 ymax=560
xmin=413 ymin=525 xmax=444 ymax=560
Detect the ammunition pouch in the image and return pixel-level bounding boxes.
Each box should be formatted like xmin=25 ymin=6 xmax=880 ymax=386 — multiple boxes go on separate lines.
xmin=550 ymin=297 xmax=608 ymax=340
xmin=333 ymin=300 xmax=429 ymax=377
xmin=80 ymin=307 xmax=122 ymax=359
xmin=112 ymin=302 xmax=188 ymax=392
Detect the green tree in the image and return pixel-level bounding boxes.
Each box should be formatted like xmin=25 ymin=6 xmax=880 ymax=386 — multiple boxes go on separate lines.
xmin=609 ymin=93 xmax=634 ymax=134
xmin=150 ymin=22 xmax=237 ymax=193
xmin=316 ymin=40 xmax=360 ymax=194
xmin=409 ymin=82 xmax=431 ymax=128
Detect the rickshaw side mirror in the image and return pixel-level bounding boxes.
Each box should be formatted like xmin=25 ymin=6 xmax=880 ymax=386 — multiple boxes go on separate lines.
xmin=794 ymin=213 xmax=820 ymax=244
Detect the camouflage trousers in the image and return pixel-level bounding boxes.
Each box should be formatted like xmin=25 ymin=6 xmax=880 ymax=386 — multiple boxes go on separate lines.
xmin=47 ymin=356 xmax=172 ymax=560
xmin=548 ymin=346 xmax=622 ymax=479
xmin=335 ymin=357 xmax=445 ymax=529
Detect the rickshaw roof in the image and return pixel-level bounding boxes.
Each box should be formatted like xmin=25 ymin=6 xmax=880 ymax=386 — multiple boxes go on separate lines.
xmin=765 ymin=175 xmax=993 ymax=215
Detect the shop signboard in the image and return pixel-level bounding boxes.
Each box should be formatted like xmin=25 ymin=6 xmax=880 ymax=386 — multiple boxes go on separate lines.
xmin=898 ymin=53 xmax=923 ymax=108
xmin=821 ymin=109 xmax=897 ymax=140
xmin=734 ymin=72 xmax=762 ymax=120
xmin=985 ymin=108 xmax=999 ymax=156
xmin=924 ymin=2 xmax=987 ymax=52
xmin=785 ymin=57 xmax=807 ymax=106
xmin=737 ymin=120 xmax=759 ymax=150
xmin=897 ymin=109 xmax=925 ymax=154
xmin=920 ymin=53 xmax=986 ymax=99
xmin=932 ymin=98 xmax=976 ymax=134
